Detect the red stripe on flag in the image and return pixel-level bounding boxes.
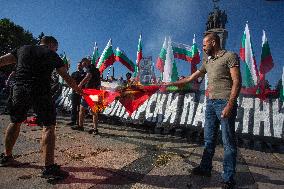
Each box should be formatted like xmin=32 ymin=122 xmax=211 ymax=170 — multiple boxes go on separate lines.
xmin=156 ymin=57 xmax=164 ymax=72
xmin=99 ymin=55 xmax=116 ymax=73
xmin=115 ymin=56 xmax=135 ymax=72
xmin=191 ymin=54 xmax=201 ymax=65
xmin=239 ymin=47 xmax=245 ymax=61
xmin=260 ymin=55 xmax=274 ymax=74
xmin=137 ymin=51 xmax=142 ymax=67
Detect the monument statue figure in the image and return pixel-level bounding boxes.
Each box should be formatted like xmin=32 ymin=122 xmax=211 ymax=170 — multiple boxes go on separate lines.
xmin=206 ymin=0 xmax=227 ymax=30
xmin=206 ymin=12 xmax=214 ymax=30
xmin=220 ymin=10 xmax=227 ymax=28
xmin=212 ymin=9 xmax=220 ymax=28
xmin=204 ymin=0 xmax=228 ymax=49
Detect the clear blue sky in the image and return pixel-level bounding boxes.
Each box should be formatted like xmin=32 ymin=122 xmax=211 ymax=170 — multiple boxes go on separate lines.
xmin=1 ymin=0 xmax=283 ymax=87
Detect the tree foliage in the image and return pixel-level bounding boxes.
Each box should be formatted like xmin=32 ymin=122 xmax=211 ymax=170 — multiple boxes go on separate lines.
xmin=0 ymin=18 xmax=38 ymax=73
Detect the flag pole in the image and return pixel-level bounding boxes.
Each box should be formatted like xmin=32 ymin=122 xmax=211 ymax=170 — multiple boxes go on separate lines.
xmin=112 ymin=66 xmax=114 ymax=78
xmin=106 ymin=65 xmax=112 ymax=80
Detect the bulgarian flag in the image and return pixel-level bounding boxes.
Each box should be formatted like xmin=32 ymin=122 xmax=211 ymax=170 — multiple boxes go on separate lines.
xmin=115 ymin=47 xmax=136 ymax=72
xmin=239 ymin=23 xmax=259 ymax=88
xmin=191 ymin=34 xmax=201 ymax=73
xmin=135 ymin=34 xmax=143 ymax=77
xmin=172 ymin=35 xmax=200 ymax=73
xmin=96 ymin=39 xmax=115 ymax=74
xmin=156 ymin=37 xmax=167 ymax=72
xmin=91 ymin=42 xmax=100 ymax=67
xmin=259 ymin=30 xmax=274 ymax=95
xmin=163 ymin=37 xmax=178 ymax=82
xmin=172 ymin=42 xmax=192 ymax=61
xmin=169 ymin=35 xmax=201 ymax=90
xmin=171 ymin=61 xmax=178 ymax=82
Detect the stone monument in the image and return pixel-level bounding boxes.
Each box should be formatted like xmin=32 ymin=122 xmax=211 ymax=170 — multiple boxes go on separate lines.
xmin=204 ymin=0 xmax=228 ymax=49
xmin=139 ymin=56 xmax=156 ymax=85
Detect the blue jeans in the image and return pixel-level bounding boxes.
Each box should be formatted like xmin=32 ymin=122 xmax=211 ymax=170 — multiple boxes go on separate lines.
xmin=200 ymin=99 xmax=237 ymax=182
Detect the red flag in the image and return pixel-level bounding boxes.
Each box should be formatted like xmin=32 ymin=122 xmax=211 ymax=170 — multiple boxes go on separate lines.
xmin=118 ymin=85 xmax=160 ymax=115
xmin=83 ymin=86 xmax=160 ymax=115
xmin=83 ymin=89 xmax=120 ymax=112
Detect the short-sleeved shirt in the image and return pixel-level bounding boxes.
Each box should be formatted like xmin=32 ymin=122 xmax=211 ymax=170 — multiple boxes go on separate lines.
xmin=71 ymin=69 xmax=85 ymax=85
xmin=85 ymin=64 xmax=101 ymax=89
xmin=199 ymin=50 xmax=240 ymax=99
xmin=11 ymin=45 xmax=64 ymax=94
xmin=71 ymin=69 xmax=85 ymax=94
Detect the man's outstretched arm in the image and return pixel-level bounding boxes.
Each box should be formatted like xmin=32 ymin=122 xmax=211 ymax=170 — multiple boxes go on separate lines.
xmin=78 ymin=73 xmax=92 ymax=88
xmin=56 ymin=67 xmax=83 ymax=95
xmin=163 ymin=70 xmax=205 ymax=86
xmin=0 ymin=53 xmax=17 ymax=68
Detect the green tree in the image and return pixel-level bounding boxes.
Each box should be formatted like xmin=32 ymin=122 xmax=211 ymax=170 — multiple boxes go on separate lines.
xmin=0 ymin=18 xmax=38 ymax=73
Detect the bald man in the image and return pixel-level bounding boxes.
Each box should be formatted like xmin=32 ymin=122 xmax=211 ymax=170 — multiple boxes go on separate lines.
xmin=164 ymin=33 xmax=241 ymax=189
xmin=0 ymin=36 xmax=82 ymax=180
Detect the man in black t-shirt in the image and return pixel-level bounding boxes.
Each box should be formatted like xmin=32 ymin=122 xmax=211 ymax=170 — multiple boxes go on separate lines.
xmin=67 ymin=62 xmax=85 ymax=126
xmin=71 ymin=57 xmax=101 ymax=135
xmin=1 ymin=69 xmax=15 ymax=115
xmin=0 ymin=36 xmax=82 ymax=180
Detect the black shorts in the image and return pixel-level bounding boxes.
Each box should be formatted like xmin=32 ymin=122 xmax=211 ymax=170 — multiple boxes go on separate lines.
xmin=9 ymin=85 xmax=56 ymax=126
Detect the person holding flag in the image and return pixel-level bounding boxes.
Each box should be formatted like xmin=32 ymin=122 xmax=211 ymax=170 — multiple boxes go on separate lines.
xmin=71 ymin=57 xmax=101 ymax=135
xmin=163 ymin=33 xmax=241 ymax=189
xmin=67 ymin=62 xmax=85 ymax=126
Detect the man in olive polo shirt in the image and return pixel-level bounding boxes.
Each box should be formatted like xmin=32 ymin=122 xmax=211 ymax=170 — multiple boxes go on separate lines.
xmin=164 ymin=33 xmax=241 ymax=189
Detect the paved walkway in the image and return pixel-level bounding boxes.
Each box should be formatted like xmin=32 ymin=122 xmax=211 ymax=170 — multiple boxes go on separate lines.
xmin=0 ymin=114 xmax=284 ymax=189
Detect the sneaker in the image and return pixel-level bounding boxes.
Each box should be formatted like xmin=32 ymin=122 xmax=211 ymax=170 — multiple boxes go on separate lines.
xmin=88 ymin=129 xmax=99 ymax=135
xmin=71 ymin=126 xmax=84 ymax=131
xmin=93 ymin=129 xmax=99 ymax=135
xmin=41 ymin=164 xmax=69 ymax=180
xmin=88 ymin=129 xmax=94 ymax=134
xmin=191 ymin=166 xmax=211 ymax=177
xmin=221 ymin=180 xmax=236 ymax=189
xmin=66 ymin=121 xmax=76 ymax=126
xmin=0 ymin=153 xmax=14 ymax=167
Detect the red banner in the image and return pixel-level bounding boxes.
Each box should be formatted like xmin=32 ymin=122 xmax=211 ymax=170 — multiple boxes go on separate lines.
xmin=83 ymin=85 xmax=160 ymax=115
xmin=83 ymin=89 xmax=120 ymax=112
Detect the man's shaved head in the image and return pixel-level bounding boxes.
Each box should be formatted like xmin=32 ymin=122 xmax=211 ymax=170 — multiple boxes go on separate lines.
xmin=202 ymin=32 xmax=222 ymax=56
xmin=204 ymin=33 xmax=221 ymax=47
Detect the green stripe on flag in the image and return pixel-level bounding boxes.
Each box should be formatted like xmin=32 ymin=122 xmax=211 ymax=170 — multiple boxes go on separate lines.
xmin=115 ymin=50 xmax=136 ymax=69
xmin=172 ymin=47 xmax=193 ymax=57
xmin=159 ymin=48 xmax=167 ymax=60
xmin=241 ymin=33 xmax=246 ymax=48
xmin=261 ymin=42 xmax=271 ymax=60
xmin=97 ymin=47 xmax=113 ymax=68
xmin=243 ymin=63 xmax=255 ymax=87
